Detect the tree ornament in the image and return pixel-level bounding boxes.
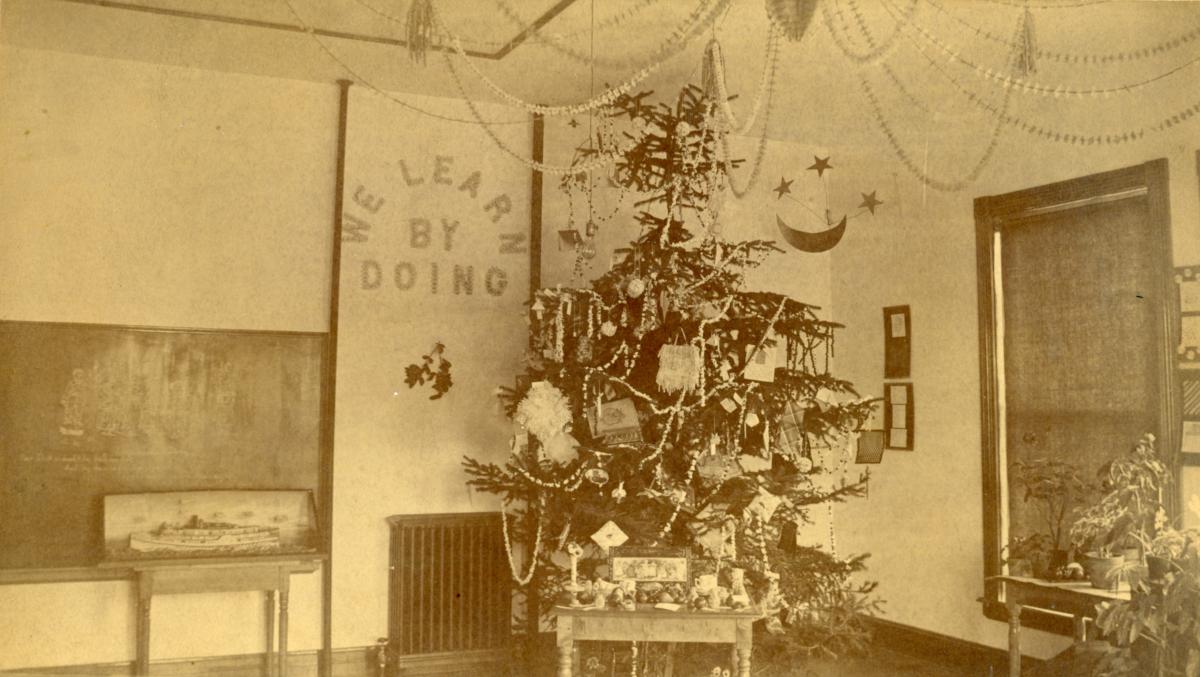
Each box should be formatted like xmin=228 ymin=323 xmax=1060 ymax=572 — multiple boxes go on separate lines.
xmin=577 ymin=238 xmax=597 ymax=260
xmin=765 ymin=0 xmax=817 ymax=43
xmin=542 ymin=433 xmax=580 ymax=465
xmin=795 ymin=456 xmax=814 ymax=473
xmin=655 ymin=343 xmax=702 ymax=394
xmin=514 ymin=381 xmax=573 ymax=441
xmin=600 ymin=321 xmax=617 ymax=337
xmin=405 ymin=0 xmax=436 ymax=64
xmin=612 ymin=481 xmax=627 ymax=502
xmin=626 ymin=277 xmax=646 ymax=298
xmin=590 ymin=520 xmax=628 ymax=552
xmin=699 ymin=302 xmax=723 ymax=320
xmin=584 ymin=467 xmax=610 ymax=486
xmin=575 ymin=337 xmax=594 ymax=363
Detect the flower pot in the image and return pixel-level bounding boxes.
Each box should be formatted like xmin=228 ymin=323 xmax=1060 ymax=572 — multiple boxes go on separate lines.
xmin=1030 ymin=549 xmax=1069 ymax=580
xmin=1146 ymin=555 xmax=1171 ymax=581
xmin=1083 ymin=553 xmax=1125 ymax=590
xmin=1007 ymin=557 xmax=1033 ymax=578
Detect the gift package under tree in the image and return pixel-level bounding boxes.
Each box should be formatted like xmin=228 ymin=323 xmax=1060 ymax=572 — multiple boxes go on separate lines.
xmin=462 ymin=84 xmax=880 ymax=659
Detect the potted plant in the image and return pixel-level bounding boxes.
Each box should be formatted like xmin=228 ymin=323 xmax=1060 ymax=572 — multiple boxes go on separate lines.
xmin=1069 ymin=433 xmax=1170 ymax=590
xmin=1093 ymin=508 xmax=1200 ymax=676
xmin=1008 ymin=457 xmax=1090 ymax=579
xmin=1142 ymin=513 xmax=1187 ymax=582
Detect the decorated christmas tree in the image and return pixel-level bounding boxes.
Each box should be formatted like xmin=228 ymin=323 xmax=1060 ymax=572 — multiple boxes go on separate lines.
xmin=463 ymin=85 xmax=879 ymax=660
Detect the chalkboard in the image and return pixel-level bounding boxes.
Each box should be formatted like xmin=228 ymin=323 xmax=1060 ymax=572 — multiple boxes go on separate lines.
xmin=0 ymin=321 xmax=325 ymax=570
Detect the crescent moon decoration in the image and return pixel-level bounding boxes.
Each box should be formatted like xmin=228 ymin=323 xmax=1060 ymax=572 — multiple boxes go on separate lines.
xmin=776 ymin=215 xmax=847 ymax=253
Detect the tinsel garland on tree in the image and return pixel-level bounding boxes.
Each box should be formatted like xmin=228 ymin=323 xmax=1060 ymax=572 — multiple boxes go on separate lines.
xmin=463 ymin=85 xmax=879 ymax=659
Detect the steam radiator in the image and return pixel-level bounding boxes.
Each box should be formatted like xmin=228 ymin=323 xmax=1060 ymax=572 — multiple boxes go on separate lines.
xmin=386 ymin=512 xmax=511 ymax=676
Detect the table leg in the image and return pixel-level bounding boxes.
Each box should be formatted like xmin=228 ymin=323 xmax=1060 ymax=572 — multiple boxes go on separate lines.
xmin=735 ymin=648 xmax=751 ymax=677
xmin=1006 ymin=599 xmax=1022 ymax=677
xmin=137 ymin=574 xmax=152 ymax=676
xmin=265 ymin=590 xmax=276 ymax=677
xmin=279 ymin=581 xmax=290 ymax=677
xmin=556 ymin=619 xmax=573 ymax=677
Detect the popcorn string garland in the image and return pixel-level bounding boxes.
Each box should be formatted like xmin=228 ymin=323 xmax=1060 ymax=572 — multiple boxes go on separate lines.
xmin=500 ymin=498 xmax=543 ymax=586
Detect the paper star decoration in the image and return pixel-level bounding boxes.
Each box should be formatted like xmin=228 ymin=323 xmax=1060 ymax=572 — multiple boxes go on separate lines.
xmin=568 ymin=118 xmax=580 ymax=128
xmin=859 ymin=191 xmax=883 ymax=214
xmin=773 ymin=177 xmax=794 ymax=199
xmin=807 ymin=156 xmax=832 ymax=177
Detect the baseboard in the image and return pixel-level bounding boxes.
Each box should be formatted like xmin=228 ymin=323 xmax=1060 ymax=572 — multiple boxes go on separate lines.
xmin=391 ymin=649 xmax=510 ymax=676
xmin=866 ymin=616 xmax=1043 ymax=673
xmin=0 ymin=647 xmax=375 ymax=677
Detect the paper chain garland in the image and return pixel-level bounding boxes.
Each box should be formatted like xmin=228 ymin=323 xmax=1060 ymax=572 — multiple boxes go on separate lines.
xmin=880 ymin=0 xmax=1200 ymax=99
xmin=820 ymin=0 xmax=916 ymax=66
xmin=922 ymin=0 xmax=1200 ymax=65
xmin=279 ymin=0 xmax=528 ymax=126
xmin=900 ymin=29 xmax=1200 ymax=147
xmin=858 ymin=10 xmax=1022 ymax=192
xmin=492 ymin=0 xmax=728 ymax=71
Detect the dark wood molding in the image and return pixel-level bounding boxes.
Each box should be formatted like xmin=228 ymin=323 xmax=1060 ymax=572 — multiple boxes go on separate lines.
xmin=866 ymin=617 xmax=1043 ymax=673
xmin=973 ymin=158 xmax=1177 ymax=637
xmin=318 ymin=77 xmax=352 ymax=677
xmin=52 ymin=0 xmax=580 ymax=61
xmin=390 ymin=648 xmax=511 ymax=676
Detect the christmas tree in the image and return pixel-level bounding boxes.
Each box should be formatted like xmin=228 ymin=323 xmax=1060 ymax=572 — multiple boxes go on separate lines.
xmin=463 ymin=85 xmax=879 ymax=660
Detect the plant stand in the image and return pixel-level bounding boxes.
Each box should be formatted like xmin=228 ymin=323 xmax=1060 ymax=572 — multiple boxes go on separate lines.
xmin=993 ymin=576 xmax=1129 ymax=677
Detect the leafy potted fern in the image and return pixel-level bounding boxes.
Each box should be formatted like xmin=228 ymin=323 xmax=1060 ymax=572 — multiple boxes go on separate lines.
xmin=1008 ymin=457 xmax=1089 ymax=579
xmin=1069 ymin=433 xmax=1170 ymax=590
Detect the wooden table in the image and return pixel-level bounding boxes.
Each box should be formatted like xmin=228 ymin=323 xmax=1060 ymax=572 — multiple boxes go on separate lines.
xmin=553 ymin=606 xmax=757 ymax=677
xmin=131 ymin=559 xmax=319 ymax=676
xmin=992 ymin=576 xmax=1129 ymax=677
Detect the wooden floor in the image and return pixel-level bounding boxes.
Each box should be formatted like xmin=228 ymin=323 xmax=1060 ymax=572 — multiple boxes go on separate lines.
xmin=529 ymin=642 xmax=1011 ymax=677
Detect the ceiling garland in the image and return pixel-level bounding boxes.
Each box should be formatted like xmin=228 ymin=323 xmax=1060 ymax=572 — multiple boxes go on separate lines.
xmin=278 ymin=0 xmax=1200 ymax=193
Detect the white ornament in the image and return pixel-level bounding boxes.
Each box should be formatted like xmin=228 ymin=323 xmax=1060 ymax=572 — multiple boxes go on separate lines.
xmin=626 ymin=278 xmax=646 ymax=298
xmin=514 ymin=381 xmax=573 ymax=441
xmin=612 ymin=482 xmax=627 ymax=502
xmin=542 ymin=433 xmax=581 ymax=465
xmin=591 ymin=520 xmax=629 ymax=552
xmin=600 ymin=321 xmax=617 ymax=337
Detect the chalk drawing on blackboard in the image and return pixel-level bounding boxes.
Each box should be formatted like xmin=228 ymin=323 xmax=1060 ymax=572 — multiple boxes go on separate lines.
xmin=104 ymin=490 xmax=318 ymax=562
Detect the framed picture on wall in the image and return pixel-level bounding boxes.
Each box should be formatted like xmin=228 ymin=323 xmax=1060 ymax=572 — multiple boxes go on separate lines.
xmin=884 ymin=383 xmax=914 ymax=450
xmin=883 ymin=305 xmax=911 ymax=378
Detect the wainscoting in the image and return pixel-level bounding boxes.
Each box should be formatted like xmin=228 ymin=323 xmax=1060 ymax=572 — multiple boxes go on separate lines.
xmin=0 ymin=648 xmax=375 ymax=677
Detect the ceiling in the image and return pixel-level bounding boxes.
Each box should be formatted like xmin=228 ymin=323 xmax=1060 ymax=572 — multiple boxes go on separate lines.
xmin=3 ymin=0 xmax=1200 ymax=171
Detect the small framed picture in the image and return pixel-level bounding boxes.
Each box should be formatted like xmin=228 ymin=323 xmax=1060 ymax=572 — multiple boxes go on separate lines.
xmin=884 ymin=383 xmax=914 ymax=450
xmin=883 ymin=305 xmax=911 ymax=378
xmin=855 ymin=430 xmax=886 ymax=464
xmin=609 ymin=546 xmax=690 ymax=584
